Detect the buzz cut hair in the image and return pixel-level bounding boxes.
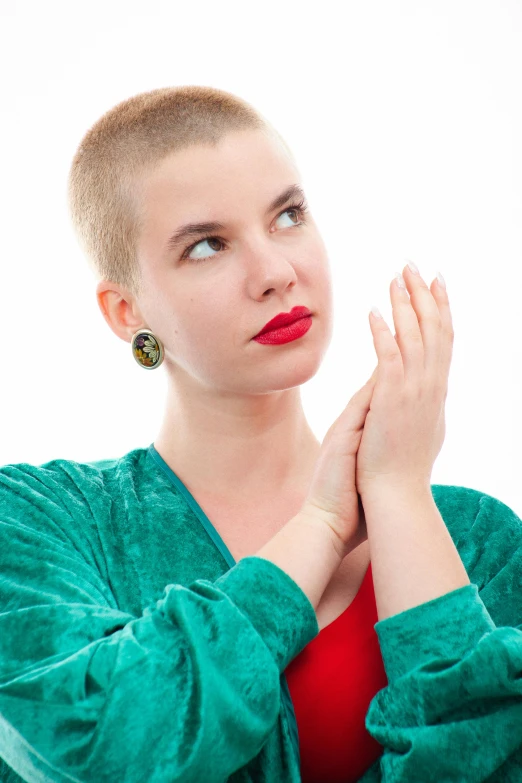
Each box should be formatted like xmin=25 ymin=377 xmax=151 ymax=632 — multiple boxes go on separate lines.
xmin=67 ymin=85 xmax=294 ymax=300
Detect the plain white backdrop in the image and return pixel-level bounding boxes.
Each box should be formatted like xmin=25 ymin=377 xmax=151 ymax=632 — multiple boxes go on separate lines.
xmin=1 ymin=0 xmax=521 ymax=516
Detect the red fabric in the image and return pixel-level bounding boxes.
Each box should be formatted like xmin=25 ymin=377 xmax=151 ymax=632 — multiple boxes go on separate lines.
xmin=285 ymin=562 xmax=388 ymax=783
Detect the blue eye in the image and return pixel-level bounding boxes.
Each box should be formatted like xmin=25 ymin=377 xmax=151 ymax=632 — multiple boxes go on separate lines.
xmin=181 ymin=200 xmax=309 ymax=264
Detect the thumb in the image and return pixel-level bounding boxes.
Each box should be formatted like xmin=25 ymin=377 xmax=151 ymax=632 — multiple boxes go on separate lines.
xmin=368 ymin=364 xmax=378 ymax=383
xmin=353 ymin=364 xmax=379 ymax=413
xmin=333 ymin=364 xmax=378 ymax=436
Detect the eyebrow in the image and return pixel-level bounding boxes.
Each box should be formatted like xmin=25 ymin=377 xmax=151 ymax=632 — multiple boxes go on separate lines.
xmin=164 ymin=184 xmax=306 ymax=254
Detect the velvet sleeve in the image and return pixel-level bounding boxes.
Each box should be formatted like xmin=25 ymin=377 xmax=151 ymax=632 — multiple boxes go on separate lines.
xmin=0 ymin=463 xmax=318 ymax=782
xmin=357 ymin=486 xmax=522 ymax=783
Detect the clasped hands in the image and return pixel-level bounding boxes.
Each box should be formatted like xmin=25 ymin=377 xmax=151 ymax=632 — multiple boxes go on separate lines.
xmin=355 ymin=261 xmax=454 ymax=500
xmin=303 ymin=261 xmax=455 ymax=557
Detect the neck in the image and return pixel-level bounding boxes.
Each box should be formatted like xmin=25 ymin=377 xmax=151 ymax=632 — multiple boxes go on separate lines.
xmin=154 ymin=381 xmax=321 ymax=502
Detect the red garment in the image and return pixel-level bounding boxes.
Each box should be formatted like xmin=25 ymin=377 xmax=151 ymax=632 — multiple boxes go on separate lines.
xmin=285 ymin=562 xmax=388 ymax=783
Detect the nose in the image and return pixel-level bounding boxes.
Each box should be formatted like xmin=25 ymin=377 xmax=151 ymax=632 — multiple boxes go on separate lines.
xmin=244 ymin=241 xmax=299 ymax=299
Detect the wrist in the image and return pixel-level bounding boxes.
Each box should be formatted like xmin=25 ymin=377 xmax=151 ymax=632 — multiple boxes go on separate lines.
xmin=360 ymin=480 xmax=433 ymax=508
xmin=299 ymin=502 xmax=357 ymax=560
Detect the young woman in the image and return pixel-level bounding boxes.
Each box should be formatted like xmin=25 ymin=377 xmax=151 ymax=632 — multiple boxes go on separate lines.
xmin=0 ymin=86 xmax=521 ymax=783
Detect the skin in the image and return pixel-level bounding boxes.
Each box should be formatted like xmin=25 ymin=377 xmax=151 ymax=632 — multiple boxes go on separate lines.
xmin=96 ymin=129 xmax=335 ymax=508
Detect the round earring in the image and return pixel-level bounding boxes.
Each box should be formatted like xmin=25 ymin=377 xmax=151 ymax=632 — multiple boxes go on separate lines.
xmin=131 ymin=328 xmax=164 ymax=370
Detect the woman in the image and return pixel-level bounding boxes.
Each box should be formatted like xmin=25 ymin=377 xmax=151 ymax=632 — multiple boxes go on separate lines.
xmin=0 ymin=85 xmax=521 ymax=783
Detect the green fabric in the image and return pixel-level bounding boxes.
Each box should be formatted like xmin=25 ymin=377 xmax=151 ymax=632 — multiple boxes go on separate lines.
xmin=0 ymin=443 xmax=520 ymax=782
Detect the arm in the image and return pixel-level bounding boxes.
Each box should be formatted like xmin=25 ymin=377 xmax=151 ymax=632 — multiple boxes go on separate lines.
xmin=361 ymin=485 xmax=471 ymax=621
xmin=357 ymin=485 xmax=522 ymax=783
xmin=0 ymin=463 xmax=332 ymax=783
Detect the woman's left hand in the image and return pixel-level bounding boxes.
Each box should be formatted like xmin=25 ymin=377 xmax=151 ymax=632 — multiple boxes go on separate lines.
xmin=355 ymin=262 xmax=454 ymax=500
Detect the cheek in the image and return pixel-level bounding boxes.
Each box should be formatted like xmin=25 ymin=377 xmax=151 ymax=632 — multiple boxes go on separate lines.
xmin=305 ymin=252 xmax=333 ymax=298
xmin=301 ymin=236 xmax=329 ymax=272
xmin=176 ymin=306 xmax=230 ymax=360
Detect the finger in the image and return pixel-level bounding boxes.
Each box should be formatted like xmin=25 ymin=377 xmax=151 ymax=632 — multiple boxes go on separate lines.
xmin=429 ymin=273 xmax=454 ymax=398
xmin=369 ymin=306 xmax=405 ymax=384
xmin=390 ymin=271 xmax=424 ymax=383
xmin=401 ymin=263 xmax=443 ymax=381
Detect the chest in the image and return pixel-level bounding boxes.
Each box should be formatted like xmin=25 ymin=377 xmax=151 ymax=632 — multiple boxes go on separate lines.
xmin=195 ymin=496 xmax=371 ymax=633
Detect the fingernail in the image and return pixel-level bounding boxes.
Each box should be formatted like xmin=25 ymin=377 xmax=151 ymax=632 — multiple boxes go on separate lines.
xmin=371 ymin=306 xmax=382 ymax=319
xmin=436 ymin=270 xmax=446 ymax=289
xmin=406 ymin=260 xmax=419 ymax=275
xmin=395 ymin=272 xmax=406 ymax=289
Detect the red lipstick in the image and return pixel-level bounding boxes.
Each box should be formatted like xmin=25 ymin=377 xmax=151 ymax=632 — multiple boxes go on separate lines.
xmin=253 ymin=306 xmax=313 ymax=345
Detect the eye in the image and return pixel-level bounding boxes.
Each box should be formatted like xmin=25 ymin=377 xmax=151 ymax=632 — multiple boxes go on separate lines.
xmin=274 ymin=206 xmax=303 ymax=228
xmin=183 ymin=237 xmax=224 ymax=263
xmin=181 ymin=199 xmax=309 ymax=264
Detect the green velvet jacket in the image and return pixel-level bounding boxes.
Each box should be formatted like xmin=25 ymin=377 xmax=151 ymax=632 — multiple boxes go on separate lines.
xmin=0 ymin=443 xmax=521 ymax=782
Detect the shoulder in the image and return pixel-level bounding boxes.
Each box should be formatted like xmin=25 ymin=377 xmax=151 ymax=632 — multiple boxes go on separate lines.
xmin=431 ymin=483 xmax=522 ymax=628
xmin=0 ymin=445 xmax=150 ymax=550
xmin=0 ymin=445 xmax=150 ymax=503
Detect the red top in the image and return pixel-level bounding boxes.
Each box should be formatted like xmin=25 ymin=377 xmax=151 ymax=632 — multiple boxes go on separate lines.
xmin=285 ymin=562 xmax=388 ymax=783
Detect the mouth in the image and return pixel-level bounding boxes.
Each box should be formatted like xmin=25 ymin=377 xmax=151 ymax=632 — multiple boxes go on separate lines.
xmin=253 ymin=306 xmax=312 ymax=338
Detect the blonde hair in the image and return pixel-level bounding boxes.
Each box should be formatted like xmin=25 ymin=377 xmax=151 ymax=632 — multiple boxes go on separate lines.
xmin=67 ymin=85 xmax=294 ymax=300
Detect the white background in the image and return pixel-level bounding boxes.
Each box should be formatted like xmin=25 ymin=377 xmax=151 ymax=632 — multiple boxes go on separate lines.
xmin=1 ymin=0 xmax=521 ymax=516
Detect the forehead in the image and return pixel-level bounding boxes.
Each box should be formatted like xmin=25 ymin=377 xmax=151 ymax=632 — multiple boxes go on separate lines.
xmin=138 ymin=129 xmax=298 ymax=211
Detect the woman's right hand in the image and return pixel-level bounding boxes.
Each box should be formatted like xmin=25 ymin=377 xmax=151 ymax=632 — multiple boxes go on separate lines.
xmin=302 ymin=365 xmax=379 ymax=559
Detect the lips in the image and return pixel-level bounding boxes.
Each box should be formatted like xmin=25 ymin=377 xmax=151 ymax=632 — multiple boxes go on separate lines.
xmin=254 ymin=306 xmax=312 ymax=338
